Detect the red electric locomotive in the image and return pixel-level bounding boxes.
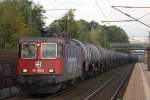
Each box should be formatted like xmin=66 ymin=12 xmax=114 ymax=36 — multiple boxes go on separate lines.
xmin=17 ymin=37 xmax=84 ymax=93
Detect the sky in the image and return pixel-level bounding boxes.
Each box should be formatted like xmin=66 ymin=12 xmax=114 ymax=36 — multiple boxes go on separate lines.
xmin=33 ymin=0 xmax=150 ymax=43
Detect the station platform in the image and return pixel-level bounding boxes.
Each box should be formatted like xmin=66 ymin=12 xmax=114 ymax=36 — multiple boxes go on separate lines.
xmin=123 ymin=63 xmax=150 ymax=100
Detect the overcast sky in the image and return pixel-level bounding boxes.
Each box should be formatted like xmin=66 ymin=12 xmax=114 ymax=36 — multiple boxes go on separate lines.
xmin=33 ymin=0 xmax=150 ymax=42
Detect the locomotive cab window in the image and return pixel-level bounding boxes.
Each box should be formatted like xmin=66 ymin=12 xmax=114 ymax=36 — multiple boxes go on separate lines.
xmin=21 ymin=43 xmax=36 ymax=59
xmin=57 ymin=44 xmax=63 ymax=58
xmin=42 ymin=43 xmax=57 ymax=59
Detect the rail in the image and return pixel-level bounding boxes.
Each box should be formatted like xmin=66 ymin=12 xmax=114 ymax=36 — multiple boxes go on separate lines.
xmin=84 ymin=65 xmax=133 ymax=100
xmin=110 ymin=65 xmax=133 ymax=100
xmin=84 ymin=70 xmax=123 ymax=100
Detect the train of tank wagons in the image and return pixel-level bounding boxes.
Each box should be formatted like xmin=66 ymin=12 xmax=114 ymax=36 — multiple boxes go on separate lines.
xmin=17 ymin=37 xmax=137 ymax=93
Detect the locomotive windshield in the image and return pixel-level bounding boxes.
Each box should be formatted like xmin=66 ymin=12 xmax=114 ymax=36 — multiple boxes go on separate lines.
xmin=42 ymin=43 xmax=57 ymax=59
xmin=22 ymin=43 xmax=36 ymax=59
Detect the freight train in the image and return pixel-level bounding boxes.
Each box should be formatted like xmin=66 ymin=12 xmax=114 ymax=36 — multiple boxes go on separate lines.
xmin=17 ymin=37 xmax=137 ymax=93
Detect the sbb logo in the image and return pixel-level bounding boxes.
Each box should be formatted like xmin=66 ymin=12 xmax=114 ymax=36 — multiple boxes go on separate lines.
xmin=35 ymin=61 xmax=41 ymax=68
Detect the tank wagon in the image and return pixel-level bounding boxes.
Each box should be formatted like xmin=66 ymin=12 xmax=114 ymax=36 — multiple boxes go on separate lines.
xmin=17 ymin=37 xmax=136 ymax=93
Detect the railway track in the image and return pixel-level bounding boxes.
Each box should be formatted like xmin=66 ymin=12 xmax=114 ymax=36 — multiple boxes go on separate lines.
xmin=84 ymin=64 xmax=134 ymax=100
xmin=48 ymin=64 xmax=134 ymax=100
xmin=8 ymin=64 xmax=135 ymax=100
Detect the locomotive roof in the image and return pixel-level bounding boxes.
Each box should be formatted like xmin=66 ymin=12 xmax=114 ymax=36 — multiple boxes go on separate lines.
xmin=20 ymin=37 xmax=65 ymax=43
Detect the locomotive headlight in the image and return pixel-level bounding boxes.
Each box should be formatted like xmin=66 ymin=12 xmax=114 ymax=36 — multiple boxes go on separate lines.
xmin=22 ymin=69 xmax=28 ymax=73
xmin=36 ymin=43 xmax=40 ymax=47
xmin=49 ymin=69 xmax=55 ymax=73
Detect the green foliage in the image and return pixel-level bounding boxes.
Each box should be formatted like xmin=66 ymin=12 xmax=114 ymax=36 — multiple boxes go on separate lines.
xmin=0 ymin=0 xmax=45 ymax=49
xmin=76 ymin=20 xmax=89 ymax=41
xmin=49 ymin=10 xmax=128 ymax=48
xmin=48 ymin=9 xmax=78 ymax=39
xmin=98 ymin=28 xmax=110 ymax=47
xmin=89 ymin=29 xmax=100 ymax=46
xmin=0 ymin=1 xmax=128 ymax=49
xmin=100 ymin=25 xmax=129 ymax=43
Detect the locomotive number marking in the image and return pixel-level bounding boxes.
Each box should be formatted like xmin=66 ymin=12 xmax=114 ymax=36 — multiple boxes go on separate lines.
xmin=32 ymin=69 xmax=36 ymax=72
xmin=32 ymin=69 xmax=44 ymax=73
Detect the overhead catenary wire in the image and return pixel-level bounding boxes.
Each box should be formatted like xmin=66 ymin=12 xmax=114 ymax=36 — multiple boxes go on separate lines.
xmin=138 ymin=12 xmax=150 ymax=19
xmin=111 ymin=6 xmax=150 ymax=28
xmin=102 ymin=4 xmax=150 ymax=23
xmin=111 ymin=6 xmax=150 ymax=8
xmin=107 ymin=0 xmax=113 ymax=25
xmin=101 ymin=20 xmax=135 ymax=23
xmin=101 ymin=11 xmax=150 ymax=23
xmin=94 ymin=0 xmax=107 ymax=20
xmin=46 ymin=9 xmax=76 ymax=11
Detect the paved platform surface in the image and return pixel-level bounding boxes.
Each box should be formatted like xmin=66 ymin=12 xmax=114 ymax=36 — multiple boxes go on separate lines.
xmin=123 ymin=63 xmax=150 ymax=100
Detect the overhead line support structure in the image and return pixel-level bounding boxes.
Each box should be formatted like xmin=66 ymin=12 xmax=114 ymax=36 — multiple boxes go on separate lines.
xmin=111 ymin=6 xmax=150 ymax=28
xmin=101 ymin=20 xmax=135 ymax=23
xmin=111 ymin=6 xmax=150 ymax=70
xmin=112 ymin=6 xmax=150 ymax=8
xmin=46 ymin=9 xmax=76 ymax=11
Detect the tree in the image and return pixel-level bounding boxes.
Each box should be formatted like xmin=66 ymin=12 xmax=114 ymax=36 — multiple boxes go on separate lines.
xmin=0 ymin=0 xmax=45 ymax=49
xmin=48 ymin=11 xmax=128 ymax=48
xmin=48 ymin=9 xmax=78 ymax=39
xmin=100 ymin=25 xmax=128 ymax=43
